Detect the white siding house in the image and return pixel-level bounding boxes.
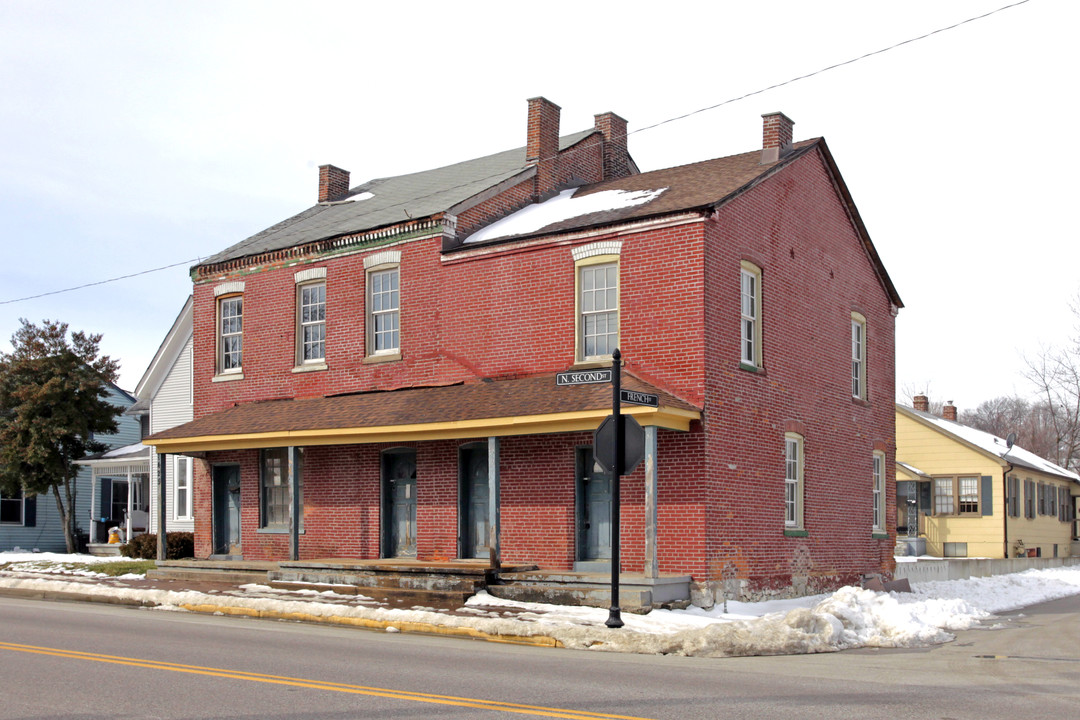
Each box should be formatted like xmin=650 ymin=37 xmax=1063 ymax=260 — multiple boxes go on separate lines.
xmin=135 ymin=297 xmax=195 ymax=535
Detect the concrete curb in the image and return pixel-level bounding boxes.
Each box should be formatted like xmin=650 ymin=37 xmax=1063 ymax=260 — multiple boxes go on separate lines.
xmin=0 ymin=586 xmax=564 ymax=648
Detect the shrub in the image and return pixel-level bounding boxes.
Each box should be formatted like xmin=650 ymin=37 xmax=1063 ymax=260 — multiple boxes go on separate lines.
xmin=120 ymin=532 xmax=195 ymax=560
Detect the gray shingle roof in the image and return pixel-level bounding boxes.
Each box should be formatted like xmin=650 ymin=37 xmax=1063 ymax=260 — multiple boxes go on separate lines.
xmin=200 ymin=129 xmax=597 ymax=267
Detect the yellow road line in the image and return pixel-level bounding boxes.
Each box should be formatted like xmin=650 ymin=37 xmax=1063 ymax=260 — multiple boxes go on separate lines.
xmin=0 ymin=641 xmax=655 ymax=720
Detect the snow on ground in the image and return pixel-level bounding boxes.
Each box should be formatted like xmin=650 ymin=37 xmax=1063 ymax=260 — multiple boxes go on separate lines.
xmin=3 ymin=551 xmax=1080 ymax=657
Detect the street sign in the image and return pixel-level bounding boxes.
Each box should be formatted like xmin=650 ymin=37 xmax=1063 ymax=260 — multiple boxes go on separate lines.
xmin=619 ymin=389 xmax=659 ymax=407
xmin=593 ymin=413 xmax=646 ymax=475
xmin=556 ymin=369 xmax=613 ymax=386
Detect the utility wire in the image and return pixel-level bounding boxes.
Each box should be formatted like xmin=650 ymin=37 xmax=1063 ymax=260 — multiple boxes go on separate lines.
xmin=0 ymin=0 xmax=1031 ymax=306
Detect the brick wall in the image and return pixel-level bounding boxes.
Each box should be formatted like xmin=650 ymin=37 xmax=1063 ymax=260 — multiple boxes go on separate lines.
xmin=702 ymin=146 xmax=896 ymax=597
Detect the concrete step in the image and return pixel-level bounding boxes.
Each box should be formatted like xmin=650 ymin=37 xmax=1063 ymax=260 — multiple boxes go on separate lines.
xmin=269 ymin=568 xmax=488 ymax=593
xmin=146 ymin=567 xmax=272 ymax=584
xmin=268 ymin=580 xmax=472 ymax=607
xmin=486 ymin=582 xmax=654 ymax=613
xmin=495 ymin=570 xmax=692 ymax=607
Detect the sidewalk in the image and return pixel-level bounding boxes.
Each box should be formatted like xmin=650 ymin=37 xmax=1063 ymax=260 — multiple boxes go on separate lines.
xmin=5 ymin=556 xmax=1080 ymax=657
xmin=0 ymin=568 xmax=566 ymax=647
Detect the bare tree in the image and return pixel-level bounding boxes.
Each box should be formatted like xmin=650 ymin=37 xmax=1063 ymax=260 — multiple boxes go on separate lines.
xmin=1024 ymin=346 xmax=1080 ymax=471
xmin=961 ymin=396 xmax=1061 ymax=461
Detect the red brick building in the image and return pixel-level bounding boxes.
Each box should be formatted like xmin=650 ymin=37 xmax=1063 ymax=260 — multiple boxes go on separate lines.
xmin=148 ymin=98 xmax=902 ymax=604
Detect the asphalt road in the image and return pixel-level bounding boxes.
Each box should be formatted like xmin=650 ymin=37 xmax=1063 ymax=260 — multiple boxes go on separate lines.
xmin=1 ymin=593 xmax=1078 ymax=719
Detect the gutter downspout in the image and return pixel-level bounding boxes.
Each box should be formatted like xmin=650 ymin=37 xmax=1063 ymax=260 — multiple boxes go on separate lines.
xmin=1002 ymin=461 xmax=1013 ymax=559
xmin=1003 ymin=433 xmax=1016 ymax=559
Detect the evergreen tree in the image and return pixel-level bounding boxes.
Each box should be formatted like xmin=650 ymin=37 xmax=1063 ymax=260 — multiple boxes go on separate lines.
xmin=0 ymin=320 xmax=121 ymax=552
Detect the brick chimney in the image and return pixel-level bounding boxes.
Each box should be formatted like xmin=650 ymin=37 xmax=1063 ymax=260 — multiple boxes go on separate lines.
xmin=761 ymin=112 xmax=795 ymax=164
xmin=526 ymin=97 xmax=561 ymax=199
xmin=943 ymin=402 xmax=957 ymax=421
xmin=318 ymin=164 xmax=350 ymax=203
xmin=594 ymin=111 xmax=631 ymax=180
xmin=913 ymin=395 xmax=929 ymax=412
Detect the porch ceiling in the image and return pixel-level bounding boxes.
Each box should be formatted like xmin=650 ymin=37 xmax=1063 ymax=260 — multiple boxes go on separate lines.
xmin=145 ymin=372 xmax=701 ymax=453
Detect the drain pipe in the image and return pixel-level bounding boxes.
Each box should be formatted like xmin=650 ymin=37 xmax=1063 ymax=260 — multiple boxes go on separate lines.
xmin=1003 ymin=433 xmax=1016 ymax=559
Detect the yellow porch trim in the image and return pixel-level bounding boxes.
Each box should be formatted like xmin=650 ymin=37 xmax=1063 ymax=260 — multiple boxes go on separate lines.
xmin=146 ymin=405 xmax=700 ymax=453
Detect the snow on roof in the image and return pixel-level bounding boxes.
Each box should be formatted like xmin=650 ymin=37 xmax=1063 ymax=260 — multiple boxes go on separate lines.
xmin=465 ymin=186 xmax=667 ymax=244
xmin=897 ymin=461 xmax=930 ymax=478
xmin=904 ymin=406 xmax=1080 ymax=482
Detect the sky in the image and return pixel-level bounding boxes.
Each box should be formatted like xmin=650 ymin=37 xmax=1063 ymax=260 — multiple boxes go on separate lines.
xmin=4 ymin=551 xmax=1080 ymax=656
xmin=0 ymin=0 xmax=1075 ymax=413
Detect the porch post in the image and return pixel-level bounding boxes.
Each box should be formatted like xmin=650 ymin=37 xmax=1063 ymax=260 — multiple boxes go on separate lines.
xmin=125 ymin=468 xmax=133 ymax=542
xmin=89 ymin=471 xmax=98 ymax=547
xmin=644 ymin=425 xmax=659 ymax=580
xmin=487 ymin=436 xmax=501 ymax=569
xmin=288 ymin=446 xmax=300 ymax=561
xmin=157 ymin=452 xmax=167 ymax=561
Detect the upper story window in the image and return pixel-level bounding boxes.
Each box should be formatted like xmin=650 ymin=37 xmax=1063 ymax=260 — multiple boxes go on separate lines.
xmin=851 ymin=312 xmax=867 ymax=399
xmin=741 ymin=261 xmax=762 ymax=369
xmin=369 ymin=268 xmax=400 ymax=354
xmin=580 ymin=263 xmax=618 ymax=359
xmin=174 ymin=456 xmax=193 ymax=521
xmin=784 ymin=433 xmax=804 ymax=529
xmin=298 ymin=282 xmax=326 ymax=364
xmin=872 ymin=451 xmax=885 ymax=532
xmin=572 ymin=242 xmax=622 ymax=364
xmin=218 ymin=295 xmax=243 ymax=373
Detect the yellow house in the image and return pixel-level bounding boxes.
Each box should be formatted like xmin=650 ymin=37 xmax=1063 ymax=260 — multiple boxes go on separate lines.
xmin=896 ymin=399 xmax=1079 ymax=559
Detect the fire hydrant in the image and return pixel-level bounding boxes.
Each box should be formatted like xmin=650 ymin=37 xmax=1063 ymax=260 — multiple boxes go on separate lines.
xmin=107 ymin=527 xmax=121 ymax=544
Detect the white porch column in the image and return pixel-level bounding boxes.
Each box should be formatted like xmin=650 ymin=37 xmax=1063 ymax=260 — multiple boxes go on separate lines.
xmin=125 ymin=468 xmax=133 ymax=542
xmin=156 ymin=452 xmax=167 ymax=561
xmin=644 ymin=425 xmax=659 ymax=580
xmin=89 ymin=471 xmax=98 ymax=546
xmin=487 ymin=436 xmax=501 ymax=569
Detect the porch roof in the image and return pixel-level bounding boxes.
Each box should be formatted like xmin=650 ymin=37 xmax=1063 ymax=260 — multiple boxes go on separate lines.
xmin=75 ymin=442 xmax=151 ymax=469
xmin=145 ymin=372 xmax=701 ymax=453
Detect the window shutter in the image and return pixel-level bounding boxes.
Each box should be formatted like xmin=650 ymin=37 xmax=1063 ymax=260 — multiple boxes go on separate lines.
xmin=99 ymin=479 xmax=112 ymax=521
xmin=23 ymin=494 xmax=36 ymax=527
xmin=981 ymin=476 xmax=993 ymax=516
xmin=1060 ymin=486 xmax=1069 ymax=522
xmin=918 ymin=481 xmax=932 ymax=513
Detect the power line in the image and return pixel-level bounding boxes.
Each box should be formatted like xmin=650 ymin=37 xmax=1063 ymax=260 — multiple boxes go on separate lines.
xmin=0 ymin=259 xmax=199 ymax=305
xmin=0 ymin=0 xmax=1031 ymax=306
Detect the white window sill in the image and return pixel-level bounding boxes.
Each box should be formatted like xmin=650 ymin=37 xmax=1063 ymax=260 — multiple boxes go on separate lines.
xmin=363 ymin=352 xmax=402 ymax=365
xmin=212 ymin=372 xmax=244 ymax=383
xmin=292 ymin=362 xmax=328 ymax=373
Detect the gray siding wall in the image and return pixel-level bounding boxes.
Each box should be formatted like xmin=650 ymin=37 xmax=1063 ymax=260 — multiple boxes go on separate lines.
xmin=1 ymin=383 xmax=139 ymax=552
xmin=148 ymin=338 xmax=194 ymax=533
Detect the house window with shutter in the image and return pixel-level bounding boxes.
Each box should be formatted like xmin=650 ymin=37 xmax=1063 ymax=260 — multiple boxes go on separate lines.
xmin=1007 ymin=475 xmax=1020 ymax=518
xmin=933 ymin=476 xmax=985 ymax=516
xmin=0 ymin=489 xmax=24 ymax=524
xmin=1025 ymin=478 xmax=1036 ymax=519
